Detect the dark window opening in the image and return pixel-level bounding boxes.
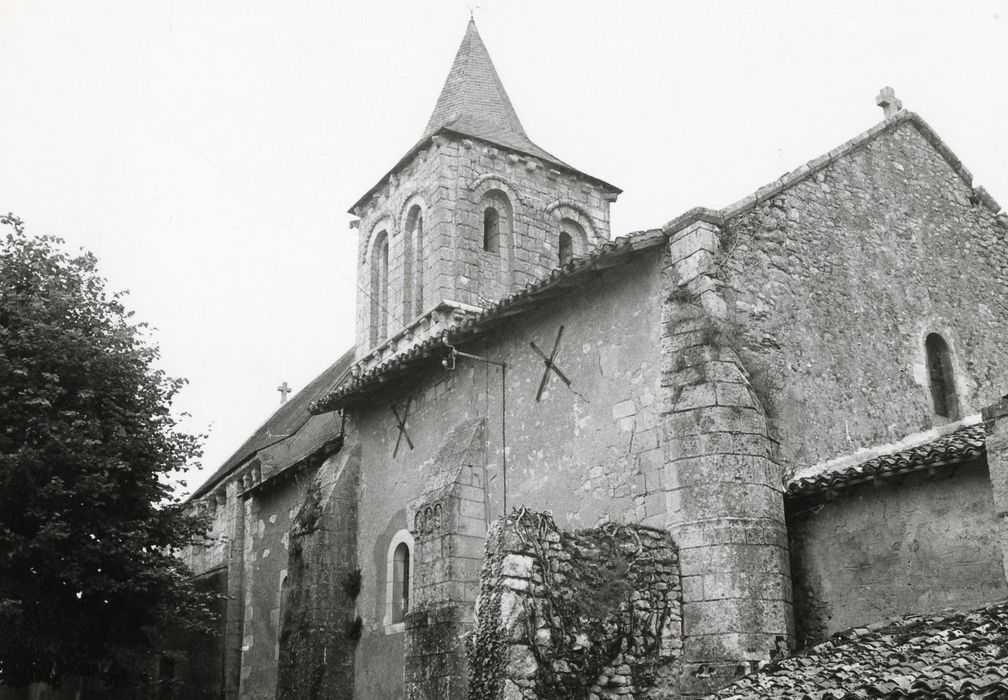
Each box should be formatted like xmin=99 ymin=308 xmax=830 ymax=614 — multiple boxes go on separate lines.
xmin=392 ymin=542 xmax=410 ymax=623
xmin=414 ymin=213 xmax=424 ymax=316
xmin=483 ymin=207 xmax=500 ymax=253
xmin=559 ymin=231 xmax=573 ymax=267
xmin=925 ymin=333 xmax=958 ymax=418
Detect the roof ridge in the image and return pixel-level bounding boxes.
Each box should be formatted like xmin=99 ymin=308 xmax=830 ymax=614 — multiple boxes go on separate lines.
xmin=661 ymin=110 xmax=1005 ymax=233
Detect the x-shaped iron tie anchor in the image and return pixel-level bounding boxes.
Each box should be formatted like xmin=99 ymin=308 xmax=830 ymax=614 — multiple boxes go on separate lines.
xmin=530 ymin=325 xmax=572 ymax=402
xmin=390 ymin=396 xmax=414 ymax=457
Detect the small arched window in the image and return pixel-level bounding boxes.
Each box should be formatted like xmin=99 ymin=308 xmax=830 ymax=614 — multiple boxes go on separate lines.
xmin=369 ymin=230 xmax=389 ymax=347
xmin=558 ymin=218 xmax=587 ymax=267
xmin=404 ymin=206 xmax=424 ymax=321
xmin=483 ymin=207 xmax=500 ymax=253
xmin=392 ymin=542 xmax=410 ymax=623
xmin=925 ymin=333 xmax=958 ymax=418
xmin=558 ymin=231 xmax=574 ymax=267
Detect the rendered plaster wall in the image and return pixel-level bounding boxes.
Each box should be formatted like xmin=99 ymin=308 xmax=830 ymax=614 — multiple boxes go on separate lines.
xmin=352 ymin=253 xmax=664 ymax=699
xmin=718 ymin=120 xmax=1008 ymax=476
xmin=353 ymin=134 xmax=614 ymax=355
xmin=786 ymin=459 xmax=1008 ymax=647
xmin=276 ymin=447 xmax=360 ymax=700
xmin=237 ymin=475 xmax=309 ymax=700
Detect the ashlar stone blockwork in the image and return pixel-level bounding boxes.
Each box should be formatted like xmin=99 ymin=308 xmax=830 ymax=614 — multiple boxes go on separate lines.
xmin=659 ymin=220 xmax=793 ymax=696
xmin=404 ymin=420 xmax=489 ymax=700
xmin=467 ymin=510 xmax=682 ymax=699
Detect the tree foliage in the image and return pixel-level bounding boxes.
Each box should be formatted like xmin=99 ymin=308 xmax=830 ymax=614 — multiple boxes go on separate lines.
xmin=0 ymin=214 xmax=214 ymax=689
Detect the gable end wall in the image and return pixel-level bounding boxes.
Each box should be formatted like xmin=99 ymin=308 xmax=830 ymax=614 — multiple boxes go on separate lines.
xmin=719 ymin=120 xmax=1008 ymax=474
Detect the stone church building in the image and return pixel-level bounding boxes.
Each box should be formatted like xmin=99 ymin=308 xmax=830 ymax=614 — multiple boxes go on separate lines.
xmin=175 ymin=19 xmax=1008 ymax=700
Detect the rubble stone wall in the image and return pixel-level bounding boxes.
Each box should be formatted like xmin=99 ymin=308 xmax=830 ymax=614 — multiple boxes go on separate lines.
xmin=717 ymin=119 xmax=1008 ymax=476
xmin=468 ymin=510 xmax=682 ymax=699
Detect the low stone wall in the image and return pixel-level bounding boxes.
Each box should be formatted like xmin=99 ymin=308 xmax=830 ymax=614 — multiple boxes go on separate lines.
xmin=468 ymin=510 xmax=682 ymax=699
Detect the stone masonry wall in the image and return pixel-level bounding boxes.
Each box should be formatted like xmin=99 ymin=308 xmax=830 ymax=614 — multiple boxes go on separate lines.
xmin=184 ymin=478 xmax=244 ymax=700
xmin=718 ymin=119 xmax=1008 ymax=476
xmin=403 ymin=421 xmax=489 ymax=700
xmin=468 ymin=510 xmax=682 ymax=700
xmin=658 ymin=219 xmax=793 ymax=695
xmin=448 ymin=137 xmax=613 ymax=306
xmin=353 ymin=133 xmax=616 ymax=356
xmin=355 ymin=139 xmax=453 ymax=353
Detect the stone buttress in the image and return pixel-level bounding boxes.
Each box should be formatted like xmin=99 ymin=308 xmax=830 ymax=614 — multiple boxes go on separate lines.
xmin=658 ymin=215 xmax=794 ymax=695
xmin=404 ymin=420 xmax=489 ymax=700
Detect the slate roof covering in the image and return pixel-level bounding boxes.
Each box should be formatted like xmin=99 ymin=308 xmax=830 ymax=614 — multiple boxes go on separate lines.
xmin=190 ymin=348 xmax=354 ymax=499
xmin=709 ymin=600 xmax=1008 ymax=699
xmin=350 ymin=20 xmax=619 ymax=213
xmin=310 ymin=228 xmax=667 ymax=413
xmin=786 ymin=423 xmax=988 ymax=498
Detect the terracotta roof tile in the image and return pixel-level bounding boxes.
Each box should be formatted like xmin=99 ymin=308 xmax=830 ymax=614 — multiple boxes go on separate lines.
xmin=709 ymin=600 xmax=1008 ymax=699
xmin=309 ymin=229 xmax=667 ymax=413
xmin=190 ymin=348 xmax=354 ymax=498
xmin=786 ymin=423 xmax=987 ymax=498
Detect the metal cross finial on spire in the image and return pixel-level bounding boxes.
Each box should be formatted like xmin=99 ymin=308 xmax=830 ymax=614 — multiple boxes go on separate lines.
xmin=277 ymin=381 xmax=291 ymax=405
xmin=876 ymin=87 xmax=903 ymax=119
xmin=467 ymin=4 xmax=482 ymax=20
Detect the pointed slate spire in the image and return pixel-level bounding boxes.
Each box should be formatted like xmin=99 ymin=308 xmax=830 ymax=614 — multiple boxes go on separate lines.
xmin=423 ymin=19 xmax=528 ymax=140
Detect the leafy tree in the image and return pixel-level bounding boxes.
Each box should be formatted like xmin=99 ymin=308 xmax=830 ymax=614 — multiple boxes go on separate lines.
xmin=0 ymin=214 xmax=214 ymax=690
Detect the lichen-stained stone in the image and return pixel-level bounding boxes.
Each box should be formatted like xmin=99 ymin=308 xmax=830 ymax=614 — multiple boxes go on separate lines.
xmin=468 ymin=510 xmax=683 ymax=699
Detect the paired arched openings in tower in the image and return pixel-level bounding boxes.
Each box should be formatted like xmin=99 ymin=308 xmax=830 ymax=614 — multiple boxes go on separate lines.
xmin=925 ymin=332 xmax=958 ymax=419
xmin=404 ymin=205 xmax=424 ymax=319
xmin=369 ymin=230 xmax=390 ymax=347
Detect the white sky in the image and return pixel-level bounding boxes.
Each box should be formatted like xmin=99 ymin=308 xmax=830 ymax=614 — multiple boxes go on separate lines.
xmin=2 ymin=0 xmax=1006 ymax=495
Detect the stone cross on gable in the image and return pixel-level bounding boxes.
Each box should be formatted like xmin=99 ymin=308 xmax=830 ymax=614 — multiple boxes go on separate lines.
xmin=876 ymin=87 xmax=902 ymax=119
xmin=277 ymin=381 xmax=291 ymax=404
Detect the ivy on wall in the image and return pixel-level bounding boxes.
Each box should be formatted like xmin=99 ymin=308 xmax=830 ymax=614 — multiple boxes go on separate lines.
xmin=467 ymin=509 xmax=683 ymax=699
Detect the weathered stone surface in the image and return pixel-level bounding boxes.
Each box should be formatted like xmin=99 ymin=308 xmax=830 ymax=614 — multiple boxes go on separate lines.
xmin=467 ymin=511 xmax=682 ymax=699
xmin=787 ymin=458 xmax=1008 ymax=647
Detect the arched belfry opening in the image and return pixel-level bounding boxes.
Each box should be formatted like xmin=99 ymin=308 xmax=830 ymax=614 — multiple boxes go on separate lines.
xmin=370 ymin=230 xmax=389 ymax=347
xmin=348 ymin=18 xmax=619 ymax=359
xmin=558 ymin=218 xmax=587 ymax=267
xmin=925 ymin=333 xmax=958 ymax=419
xmin=404 ymin=205 xmax=424 ymax=319
xmin=483 ymin=207 xmax=500 ymax=253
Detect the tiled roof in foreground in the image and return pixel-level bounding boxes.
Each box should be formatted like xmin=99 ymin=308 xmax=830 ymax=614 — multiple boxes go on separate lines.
xmin=709 ymin=600 xmax=1008 ymax=699
xmin=786 ymin=423 xmax=987 ymax=498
